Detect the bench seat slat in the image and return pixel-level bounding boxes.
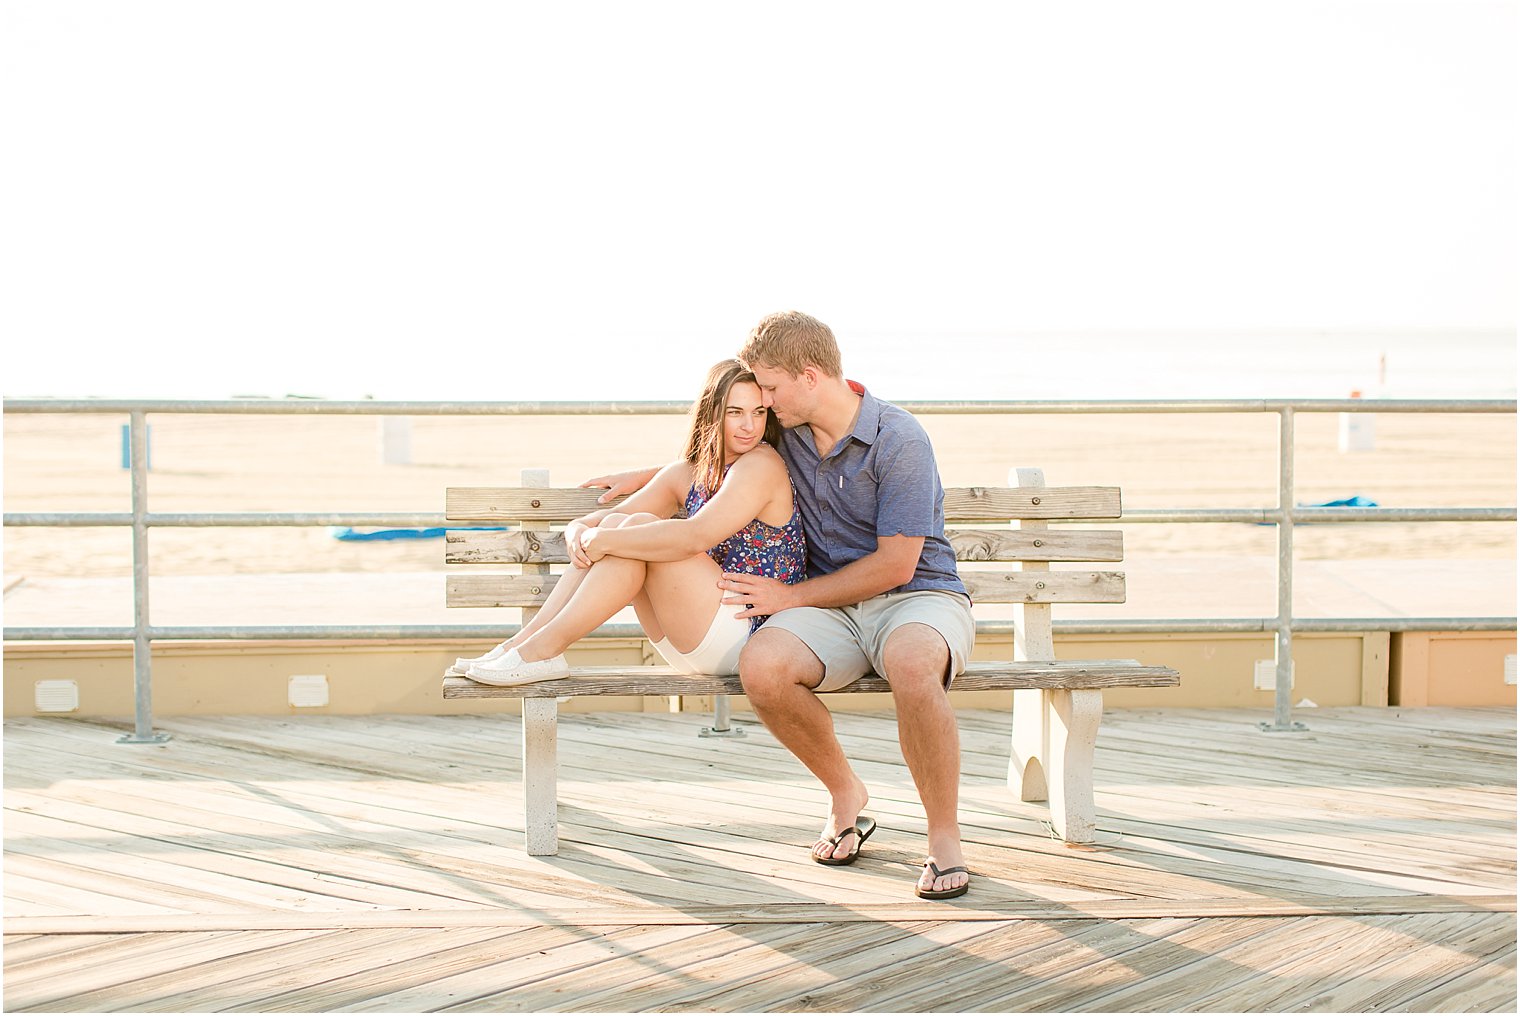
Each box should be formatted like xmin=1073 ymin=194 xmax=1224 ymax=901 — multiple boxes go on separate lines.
xmin=447 ymin=570 xmax=1126 ymax=608
xmin=447 ymin=528 xmax=1125 ymax=565
xmin=446 ymin=486 xmax=1122 ymax=523
xmin=442 ymin=658 xmax=1181 ymax=699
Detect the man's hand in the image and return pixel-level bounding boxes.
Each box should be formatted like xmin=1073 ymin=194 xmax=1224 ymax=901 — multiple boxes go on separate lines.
xmin=718 ymin=572 xmax=798 ymax=619
xmin=579 ymin=468 xmax=654 ymax=505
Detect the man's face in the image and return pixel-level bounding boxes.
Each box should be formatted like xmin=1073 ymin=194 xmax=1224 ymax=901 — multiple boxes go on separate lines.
xmin=748 ymin=362 xmax=811 ymax=428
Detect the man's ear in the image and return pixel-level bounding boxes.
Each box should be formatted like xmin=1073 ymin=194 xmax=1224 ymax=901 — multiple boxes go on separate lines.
xmin=800 ymin=366 xmax=820 ymax=389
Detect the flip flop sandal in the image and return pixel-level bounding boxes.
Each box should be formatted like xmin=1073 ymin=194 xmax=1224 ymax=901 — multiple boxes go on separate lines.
xmin=812 ymin=815 xmax=878 ymax=866
xmin=914 ymin=860 xmax=971 ymax=900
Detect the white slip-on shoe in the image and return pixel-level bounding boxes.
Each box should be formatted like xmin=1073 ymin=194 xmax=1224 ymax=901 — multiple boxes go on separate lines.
xmin=465 ymin=649 xmax=571 ymax=687
xmin=445 ymin=640 xmax=513 ymax=676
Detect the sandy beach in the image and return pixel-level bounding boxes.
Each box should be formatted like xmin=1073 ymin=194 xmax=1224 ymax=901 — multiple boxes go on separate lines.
xmin=4 ymin=409 xmax=1513 ymax=583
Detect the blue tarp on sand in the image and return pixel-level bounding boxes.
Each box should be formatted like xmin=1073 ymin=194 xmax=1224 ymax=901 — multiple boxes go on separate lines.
xmin=1254 ymin=495 xmax=1379 ymax=524
xmin=329 ymin=526 xmax=505 ymax=542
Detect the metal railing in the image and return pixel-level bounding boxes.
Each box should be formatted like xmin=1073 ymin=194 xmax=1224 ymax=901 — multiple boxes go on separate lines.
xmin=5 ymin=397 xmax=1515 ymax=741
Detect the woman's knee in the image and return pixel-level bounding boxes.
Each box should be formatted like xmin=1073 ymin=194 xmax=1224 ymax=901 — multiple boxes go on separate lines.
xmin=603 ymin=511 xmax=662 ymax=529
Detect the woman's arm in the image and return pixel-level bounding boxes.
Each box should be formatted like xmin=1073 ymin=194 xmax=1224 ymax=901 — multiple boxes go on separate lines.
xmin=582 ymin=447 xmax=788 ymax=564
xmin=565 ymin=462 xmax=686 ymax=566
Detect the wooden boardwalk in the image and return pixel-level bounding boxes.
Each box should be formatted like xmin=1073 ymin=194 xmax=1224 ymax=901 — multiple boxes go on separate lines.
xmin=4 ymin=706 xmax=1514 ymax=1012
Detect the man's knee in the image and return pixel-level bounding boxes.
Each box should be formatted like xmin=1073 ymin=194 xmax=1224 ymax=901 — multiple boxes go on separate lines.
xmin=882 ymin=623 xmax=952 ymax=695
xmin=739 ymin=628 xmax=823 ymax=696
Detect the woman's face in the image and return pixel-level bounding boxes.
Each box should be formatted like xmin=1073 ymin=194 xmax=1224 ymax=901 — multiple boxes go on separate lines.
xmin=722 ymin=381 xmax=769 ymax=461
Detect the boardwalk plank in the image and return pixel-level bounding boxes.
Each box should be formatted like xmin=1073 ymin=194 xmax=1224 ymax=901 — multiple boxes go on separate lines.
xmin=242 ymin=927 xmax=560 ymax=1013
xmin=875 ymin=917 xmax=1212 ymax=1012
xmin=1056 ymin=914 xmax=1450 ymax=1012
xmin=3 ymin=707 xmax=1514 ymax=1013
xmin=1219 ymin=912 xmax=1518 ymax=1013
xmin=3 ymin=930 xmax=327 ymax=1010
xmin=1393 ymin=943 xmax=1519 ymax=1012
xmin=342 ymin=924 xmax=717 ymax=1013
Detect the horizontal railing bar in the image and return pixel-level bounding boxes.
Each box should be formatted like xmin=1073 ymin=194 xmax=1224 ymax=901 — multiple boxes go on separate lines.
xmin=4 ymin=513 xmax=135 ymax=527
xmin=2 ymin=399 xmax=695 ymax=416
xmin=3 ymin=513 xmax=453 ymax=528
xmin=1291 ymin=507 xmax=1516 ymax=523
xmin=2 ymin=624 xmax=648 ymax=641
xmin=7 ymin=507 xmax=1514 ymax=528
xmin=1289 ymin=617 xmax=1518 ymax=632
xmin=1119 ymin=507 xmax=1518 ymax=523
xmin=5 ymin=397 xmax=1515 ymax=415
xmin=8 ymin=617 xmax=1514 ymax=642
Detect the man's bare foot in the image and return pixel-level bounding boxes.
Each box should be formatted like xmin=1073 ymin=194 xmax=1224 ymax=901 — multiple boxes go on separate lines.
xmin=811 ymin=781 xmax=871 ymax=863
xmin=917 ymin=828 xmax=969 ymax=896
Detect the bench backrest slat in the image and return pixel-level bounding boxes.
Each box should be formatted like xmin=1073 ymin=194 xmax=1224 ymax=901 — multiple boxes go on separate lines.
xmin=444 ymin=479 xmax=1128 ymax=611
xmin=446 ymin=485 xmax=1121 ymax=523
xmin=447 ymin=527 xmax=1123 ymax=565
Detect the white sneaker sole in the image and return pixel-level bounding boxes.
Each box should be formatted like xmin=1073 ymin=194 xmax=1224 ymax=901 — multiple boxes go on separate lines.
xmin=464 ymin=667 xmax=570 ymax=688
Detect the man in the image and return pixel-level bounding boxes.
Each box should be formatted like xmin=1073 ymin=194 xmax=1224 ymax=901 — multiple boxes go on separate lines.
xmin=588 ymin=311 xmax=975 ymax=899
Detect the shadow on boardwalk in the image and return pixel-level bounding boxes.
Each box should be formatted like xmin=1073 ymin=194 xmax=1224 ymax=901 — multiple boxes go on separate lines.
xmin=4 ymin=706 xmax=1515 ymax=1011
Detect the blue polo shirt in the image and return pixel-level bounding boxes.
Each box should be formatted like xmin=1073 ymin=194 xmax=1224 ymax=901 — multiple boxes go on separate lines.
xmin=777 ymin=382 xmax=966 ymax=597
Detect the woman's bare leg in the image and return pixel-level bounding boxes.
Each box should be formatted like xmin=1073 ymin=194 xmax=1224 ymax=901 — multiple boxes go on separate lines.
xmin=514 ymin=550 xmax=728 ymax=663
xmin=506 ymin=512 xmax=654 ymax=650
xmin=639 ymin=555 xmax=730 ymax=652
xmin=513 ymin=556 xmax=651 ymax=661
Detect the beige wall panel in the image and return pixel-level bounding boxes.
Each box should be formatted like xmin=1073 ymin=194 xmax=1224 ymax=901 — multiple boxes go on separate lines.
xmin=1399 ymin=632 xmax=1517 ymax=707
xmin=8 ymin=628 xmax=1512 ymax=717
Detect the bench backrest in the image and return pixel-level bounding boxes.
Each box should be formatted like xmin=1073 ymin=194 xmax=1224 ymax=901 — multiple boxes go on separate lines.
xmin=445 ymin=469 xmax=1122 ymax=665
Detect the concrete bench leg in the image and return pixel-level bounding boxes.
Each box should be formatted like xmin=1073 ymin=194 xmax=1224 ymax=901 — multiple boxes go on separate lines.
xmin=1011 ymin=688 xmax=1102 ymax=843
xmin=1009 ymin=688 xmax=1049 ymax=802
xmin=522 ymin=697 xmax=559 ymax=855
xmin=1047 ymin=689 xmax=1101 ymax=843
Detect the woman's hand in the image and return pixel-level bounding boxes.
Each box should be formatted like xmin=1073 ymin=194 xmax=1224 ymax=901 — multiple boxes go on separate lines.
xmin=718 ymin=572 xmax=797 ymax=619
xmin=580 ymin=526 xmax=611 ymax=564
xmin=579 ymin=467 xmax=659 ymax=506
xmin=564 ymin=520 xmax=593 ymax=569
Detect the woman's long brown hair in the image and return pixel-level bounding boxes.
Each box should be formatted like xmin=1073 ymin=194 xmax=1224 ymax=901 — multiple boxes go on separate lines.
xmin=683 ymin=358 xmax=781 ymax=496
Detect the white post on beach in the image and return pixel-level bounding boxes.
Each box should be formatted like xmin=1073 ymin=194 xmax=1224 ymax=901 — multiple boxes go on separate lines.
xmin=1338 ymin=390 xmax=1375 ymax=452
xmin=379 ymin=417 xmax=412 ymax=465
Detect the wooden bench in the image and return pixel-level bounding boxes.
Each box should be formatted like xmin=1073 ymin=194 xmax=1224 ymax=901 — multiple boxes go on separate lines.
xmin=443 ymin=467 xmax=1180 ymax=855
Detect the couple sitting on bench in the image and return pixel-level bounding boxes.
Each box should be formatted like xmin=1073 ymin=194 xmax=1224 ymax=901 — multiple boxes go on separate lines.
xmin=454 ymin=310 xmax=975 ymax=901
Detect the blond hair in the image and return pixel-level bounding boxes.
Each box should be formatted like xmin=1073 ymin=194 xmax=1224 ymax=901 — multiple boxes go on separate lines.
xmin=683 ymin=359 xmax=781 ymax=495
xmin=738 ymin=310 xmax=842 ymax=379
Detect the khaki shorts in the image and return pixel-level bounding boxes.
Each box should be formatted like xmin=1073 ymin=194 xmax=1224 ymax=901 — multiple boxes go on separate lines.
xmin=759 ymin=589 xmax=975 ymax=693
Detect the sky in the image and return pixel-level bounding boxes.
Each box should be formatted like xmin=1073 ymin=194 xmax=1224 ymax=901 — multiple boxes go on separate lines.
xmin=1 ymin=0 xmax=1514 ymax=401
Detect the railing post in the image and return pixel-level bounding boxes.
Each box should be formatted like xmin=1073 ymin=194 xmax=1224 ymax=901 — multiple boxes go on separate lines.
xmin=1261 ymin=406 xmax=1307 ymax=733
xmin=118 ymin=410 xmax=170 ymax=744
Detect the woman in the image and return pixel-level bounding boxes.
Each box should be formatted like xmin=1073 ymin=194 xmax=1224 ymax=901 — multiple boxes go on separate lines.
xmin=457 ymin=359 xmax=805 ymax=685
